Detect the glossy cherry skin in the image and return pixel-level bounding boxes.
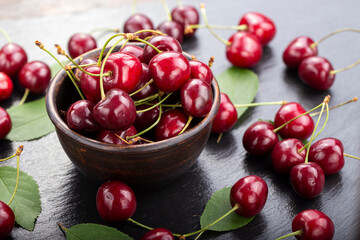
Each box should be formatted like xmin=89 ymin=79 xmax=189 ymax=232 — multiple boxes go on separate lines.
xmin=68 ymin=33 xmax=97 ymax=58
xmin=0 ymin=201 xmax=15 ymax=239
xmin=130 ymin=63 xmax=157 ymax=100
xmin=309 ymin=138 xmax=344 ymax=175
xmin=102 ymin=52 xmax=142 ymax=93
xmin=93 ymin=88 xmax=136 ymax=131
xmin=242 ymin=121 xmax=279 ymax=157
xmin=141 ymin=228 xmax=175 ymax=240
xmin=78 ymin=65 xmax=101 ymax=103
xmin=292 ymin=209 xmax=334 ymax=240
xmin=0 ymin=107 xmax=11 ymax=140
xmin=239 ymin=12 xmax=276 ymax=46
xmin=157 ymin=21 xmax=184 ymax=44
xmin=134 ymin=103 xmax=160 ymax=132
xmin=96 ymin=126 xmax=137 ymax=145
xmin=226 ymin=32 xmax=263 ymax=68
xmin=123 ymin=13 xmax=154 ymax=39
xmin=298 ymin=56 xmax=335 ymax=90
xmin=180 ymin=78 xmax=213 ymax=117
xmin=143 ymin=35 xmax=182 ymax=64
xmin=189 ymin=60 xmax=213 ymax=85
xmin=290 ymin=162 xmax=325 ymax=199
xmin=18 ymin=61 xmax=51 ymax=94
xmin=0 ymin=72 xmax=13 ymax=101
xmin=119 ymin=45 xmax=144 ymax=63
xmin=74 ymin=57 xmax=98 ymax=80
xmin=155 ymin=109 xmax=187 ymax=141
xmin=211 ymin=93 xmax=237 ymax=134
xmin=171 ymin=5 xmax=199 ymax=38
xmin=66 ymin=100 xmax=99 ymax=133
xmin=283 ymin=36 xmax=318 ymax=69
xmin=230 ymin=175 xmax=268 ymax=217
xmin=274 ymin=102 xmax=314 ymax=140
xmin=96 ymin=181 xmax=137 ymax=222
xmin=149 ymin=51 xmax=190 ymax=93
xmin=0 ymin=43 xmax=27 ymax=77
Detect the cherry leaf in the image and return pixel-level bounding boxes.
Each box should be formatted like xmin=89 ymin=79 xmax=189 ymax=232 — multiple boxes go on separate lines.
xmin=64 ymin=223 xmax=134 ymax=240
xmin=0 ymin=166 xmax=41 ymax=231
xmin=200 ymin=187 xmax=254 ymax=231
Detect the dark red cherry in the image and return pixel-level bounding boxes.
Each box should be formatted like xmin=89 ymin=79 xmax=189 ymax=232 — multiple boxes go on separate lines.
xmin=189 ymin=60 xmax=213 ymax=85
xmin=149 ymin=51 xmax=190 ymax=93
xmin=242 ymin=121 xmax=279 ymax=157
xmin=0 ymin=72 xmax=13 ymax=101
xmin=271 ymin=138 xmax=306 ymax=174
xmin=0 ymin=43 xmax=27 ymax=77
xmin=123 ymin=13 xmax=154 ymax=40
xmin=96 ymin=126 xmax=137 ymax=145
xmin=298 ymin=56 xmax=335 ymax=91
xmin=171 ymin=5 xmax=199 ymax=38
xmin=230 ymin=175 xmax=268 ymax=217
xmin=155 ymin=109 xmax=187 ymax=141
xmin=180 ymin=78 xmax=213 ymax=117
xmin=211 ymin=93 xmax=237 ymax=134
xmin=134 ymin=103 xmax=160 ymax=132
xmin=93 ymin=88 xmax=136 ymax=131
xmin=157 ymin=21 xmax=184 ymax=44
xmin=130 ymin=63 xmax=157 ymax=100
xmin=309 ymin=138 xmax=344 ymax=175
xmin=0 ymin=107 xmax=11 ymax=140
xmin=283 ymin=36 xmax=318 ymax=69
xmin=141 ymin=228 xmax=175 ymax=240
xmin=78 ymin=65 xmax=101 ymax=103
xmin=119 ymin=45 xmax=145 ymax=63
xmin=102 ymin=52 xmax=142 ymax=93
xmin=74 ymin=57 xmax=98 ymax=79
xmin=274 ymin=102 xmax=314 ymax=140
xmin=96 ymin=181 xmax=136 ymax=222
xmin=226 ymin=31 xmax=263 ymax=68
xmin=68 ymin=33 xmax=97 ymax=59
xmin=66 ymin=100 xmax=99 ymax=133
xmin=143 ymin=35 xmax=182 ymax=64
xmin=18 ymin=61 xmax=51 ymax=94
xmin=292 ymin=209 xmax=334 ymax=240
xmin=239 ymin=12 xmax=276 ymax=46
xmin=0 ymin=201 xmax=15 ymax=239
xmin=290 ymin=162 xmax=325 ymax=199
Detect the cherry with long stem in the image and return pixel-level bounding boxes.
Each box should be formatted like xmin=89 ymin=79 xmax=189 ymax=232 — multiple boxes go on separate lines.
xmin=310 ymin=96 xmax=357 ymax=116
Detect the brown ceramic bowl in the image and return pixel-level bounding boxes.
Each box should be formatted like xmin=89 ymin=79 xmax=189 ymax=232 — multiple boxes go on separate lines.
xmin=46 ymin=44 xmax=220 ymax=188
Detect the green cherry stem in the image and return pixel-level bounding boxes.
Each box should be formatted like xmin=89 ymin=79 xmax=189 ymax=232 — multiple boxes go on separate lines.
xmin=311 ymin=28 xmax=360 ymax=49
xmin=310 ymin=97 xmax=357 ymax=117
xmin=234 ymin=101 xmax=287 ymax=108
xmin=330 ymin=58 xmax=360 ymax=75
xmin=132 ymin=0 xmax=137 ymax=15
xmin=190 ymin=24 xmax=247 ymax=31
xmin=129 ymin=79 xmax=154 ymax=97
xmin=135 ymin=38 xmax=162 ymax=53
xmin=7 ymin=145 xmax=23 ymax=206
xmin=343 ymin=153 xmax=360 ymax=160
xmin=0 ymin=28 xmax=12 ymax=43
xmin=176 ymin=0 xmax=182 ymax=6
xmin=160 ymin=0 xmax=172 ymax=21
xmin=120 ymin=39 xmax=130 ymax=50
xmin=178 ymin=116 xmax=193 ymax=135
xmin=135 ymin=93 xmax=173 ymax=113
xmin=127 ymin=218 xmax=153 ymax=231
xmin=97 ymin=33 xmax=125 ymax=66
xmin=134 ymin=93 xmax=160 ymax=106
xmin=18 ymin=88 xmax=30 ymax=105
xmin=275 ymin=230 xmax=303 ymax=240
xmin=67 ymin=62 xmax=97 ymax=69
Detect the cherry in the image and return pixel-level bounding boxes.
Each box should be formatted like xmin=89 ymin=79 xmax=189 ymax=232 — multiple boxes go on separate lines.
xmin=226 ymin=31 xmax=263 ymax=68
xmin=290 ymin=162 xmax=325 ymax=199
xmin=18 ymin=61 xmax=51 ymax=94
xmin=242 ymin=121 xmax=279 ymax=157
xmin=283 ymin=36 xmax=318 ymax=69
xmin=180 ymin=78 xmax=213 ymax=117
xmin=93 ymin=88 xmax=136 ymax=131
xmin=66 ymin=100 xmax=99 ymax=133
xmin=96 ymin=126 xmax=138 ymax=145
xmin=298 ymin=56 xmax=335 ymax=91
xmin=143 ymin=35 xmax=182 ymax=64
xmin=230 ymin=175 xmax=268 ymax=217
xmin=211 ymin=93 xmax=237 ymax=134
xmin=274 ymin=102 xmax=314 ymax=140
xmin=239 ymin=12 xmax=276 ymax=46
xmin=309 ymin=138 xmax=344 ymax=175
xmin=78 ymin=65 xmax=101 ymax=103
xmin=141 ymin=228 xmax=175 ymax=240
xmin=0 ymin=72 xmax=13 ymax=101
xmin=171 ymin=5 xmax=199 ymax=38
xmin=189 ymin=59 xmax=213 ymax=85
xmin=119 ymin=45 xmax=145 ymax=63
xmin=0 ymin=107 xmax=11 ymax=140
xmin=123 ymin=13 xmax=154 ymax=40
xmin=130 ymin=63 xmax=157 ymax=100
xmin=155 ymin=109 xmax=187 ymax=141
xmin=96 ymin=181 xmax=137 ymax=222
xmin=0 ymin=201 xmax=15 ymax=239
xmin=271 ymin=139 xmax=306 ymax=174
xmin=157 ymin=21 xmax=184 ymax=44
xmin=149 ymin=51 xmax=190 ymax=93
xmin=0 ymin=43 xmax=27 ymax=77
xmin=74 ymin=57 xmax=98 ymax=80
xmin=134 ymin=103 xmax=160 ymax=132
xmin=68 ymin=33 xmax=97 ymax=59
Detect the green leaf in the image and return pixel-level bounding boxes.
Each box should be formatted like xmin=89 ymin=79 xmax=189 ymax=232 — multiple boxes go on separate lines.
xmin=65 ymin=223 xmax=134 ymax=240
xmin=50 ymin=62 xmax=66 ymax=78
xmin=200 ymin=187 xmax=254 ymax=232
xmin=0 ymin=166 xmax=41 ymax=231
xmin=216 ymin=67 xmax=259 ymax=119
xmin=5 ymin=97 xmax=55 ymax=141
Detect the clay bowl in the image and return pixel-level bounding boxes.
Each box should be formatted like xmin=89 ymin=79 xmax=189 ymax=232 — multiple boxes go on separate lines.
xmin=46 ymin=44 xmax=220 ymax=189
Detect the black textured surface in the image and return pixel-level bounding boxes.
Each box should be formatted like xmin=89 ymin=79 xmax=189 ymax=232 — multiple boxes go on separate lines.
xmin=1 ymin=0 xmax=360 ymax=239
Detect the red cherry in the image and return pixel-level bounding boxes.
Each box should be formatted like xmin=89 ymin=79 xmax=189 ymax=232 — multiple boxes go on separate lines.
xmin=134 ymin=103 xmax=160 ymax=132
xmin=18 ymin=61 xmax=51 ymax=94
xmin=155 ymin=109 xmax=187 ymax=141
xmin=211 ymin=93 xmax=238 ymax=134
xmin=298 ymin=56 xmax=335 ymax=90
xmin=143 ymin=35 xmax=182 ymax=64
xmin=0 ymin=72 xmax=13 ymax=101
xmin=0 ymin=43 xmax=27 ymax=77
xmin=239 ymin=12 xmax=276 ymax=46
xmin=96 ymin=126 xmax=138 ymax=145
xmin=290 ymin=162 xmax=325 ymax=199
xmin=74 ymin=57 xmax=98 ymax=80
xmin=66 ymin=100 xmax=99 ymax=133
xmin=283 ymin=36 xmax=318 ymax=69
xmin=141 ymin=228 xmax=175 ymax=240
xmin=0 ymin=201 xmax=15 ymax=239
xmin=123 ymin=13 xmax=154 ymax=39
xmin=78 ymin=65 xmax=101 ymax=103
xmin=230 ymin=175 xmax=268 ymax=217
xmin=96 ymin=181 xmax=136 ymax=222
xmin=171 ymin=5 xmax=199 ymax=38
xmin=189 ymin=60 xmax=213 ymax=85
xmin=130 ymin=63 xmax=158 ymax=100
xmin=274 ymin=102 xmax=314 ymax=140
xmin=119 ymin=45 xmax=145 ymax=63
xmin=0 ymin=107 xmax=11 ymax=140
xmin=226 ymin=32 xmax=263 ymax=68
xmin=157 ymin=21 xmax=184 ymax=44
xmin=68 ymin=33 xmax=97 ymax=59
xmin=309 ymin=138 xmax=344 ymax=175
xmin=292 ymin=209 xmax=334 ymax=240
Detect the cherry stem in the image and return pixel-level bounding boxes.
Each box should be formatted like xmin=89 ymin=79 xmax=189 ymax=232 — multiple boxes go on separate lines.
xmin=18 ymin=88 xmax=30 ymax=106
xmin=216 ymin=133 xmax=223 ymax=143
xmin=310 ymin=97 xmax=357 ymax=117
xmin=68 ymin=62 xmax=97 ymax=69
xmin=135 ymin=38 xmax=162 ymax=53
xmin=190 ymin=24 xmax=247 ymax=31
xmin=132 ymin=0 xmax=137 ymax=15
xmin=176 ymin=0 xmax=182 ymax=6
xmin=234 ymin=101 xmax=287 ymax=108
xmin=129 ymin=79 xmax=154 ymax=97
xmin=330 ymin=58 xmax=360 ymax=75
xmin=57 ymin=222 xmax=69 ymax=233
xmin=275 ymin=230 xmax=302 ymax=240
xmin=136 ymin=93 xmax=172 ymax=113
xmin=160 ymin=0 xmax=172 ymax=22
xmin=134 ymin=93 xmax=160 ymax=106
xmin=97 ymin=33 xmax=124 ymax=66
xmin=178 ymin=116 xmax=193 ymax=135
xmin=208 ymin=56 xmax=215 ymax=68
xmin=134 ymin=29 xmax=166 ymax=37
xmin=120 ymin=39 xmax=130 ymax=50
xmin=0 ymin=28 xmax=12 ymax=43
xmin=343 ymin=153 xmax=360 ymax=160
xmin=138 ymin=136 xmax=154 ymax=143
xmin=7 ymin=146 xmax=23 ymax=206
xmin=311 ymin=28 xmax=360 ymax=48
xmin=89 ymin=27 xmax=120 ymax=34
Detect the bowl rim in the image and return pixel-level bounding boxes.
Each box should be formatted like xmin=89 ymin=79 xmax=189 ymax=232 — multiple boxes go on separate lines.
xmin=46 ymin=44 xmax=220 ymax=153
